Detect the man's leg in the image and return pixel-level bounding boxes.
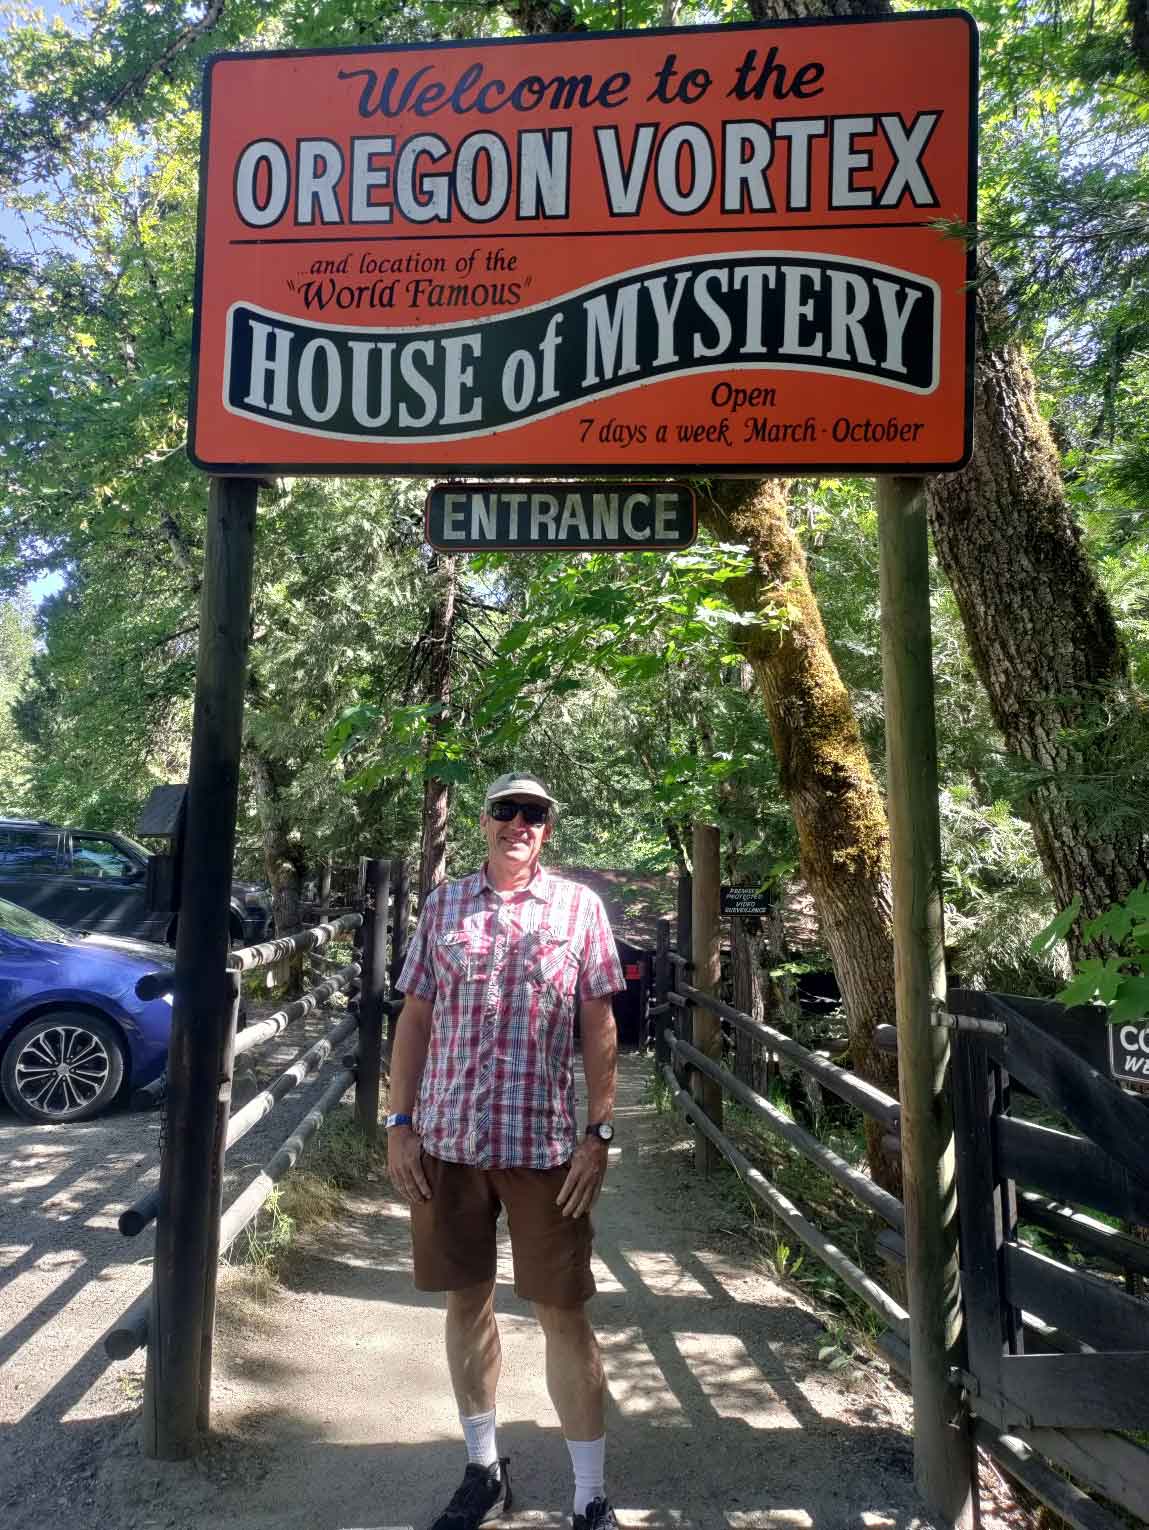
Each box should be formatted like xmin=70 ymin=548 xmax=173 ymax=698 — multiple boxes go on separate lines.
xmin=533 ymin=1301 xmax=604 ymax=1440
xmin=446 ymin=1278 xmax=501 ymax=1416
xmin=410 ymin=1159 xmax=510 ymax=1528
xmin=535 ymin=1302 xmax=613 ymax=1525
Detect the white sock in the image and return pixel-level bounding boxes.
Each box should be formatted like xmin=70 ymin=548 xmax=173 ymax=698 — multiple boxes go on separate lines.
xmin=460 ymin=1408 xmax=499 ymax=1474
xmin=567 ymin=1435 xmax=606 ymax=1518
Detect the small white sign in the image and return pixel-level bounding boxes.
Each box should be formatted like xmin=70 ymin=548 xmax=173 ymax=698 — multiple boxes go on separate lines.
xmin=1109 ymin=1021 xmax=1149 ymax=1081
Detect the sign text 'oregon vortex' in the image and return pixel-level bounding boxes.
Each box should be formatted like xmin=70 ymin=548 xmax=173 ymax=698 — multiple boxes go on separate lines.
xmin=189 ymin=14 xmax=978 ymax=476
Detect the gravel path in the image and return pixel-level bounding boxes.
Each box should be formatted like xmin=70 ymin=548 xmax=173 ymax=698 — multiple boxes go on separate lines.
xmin=2 ymin=1040 xmax=938 ymax=1530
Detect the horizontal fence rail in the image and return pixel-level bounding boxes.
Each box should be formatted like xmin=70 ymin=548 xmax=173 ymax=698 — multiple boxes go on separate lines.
xmin=666 ymin=1031 xmax=905 ymax=1232
xmin=107 ymin=1064 xmax=355 ymax=1361
xmin=107 ymin=903 xmax=382 ymax=1370
xmin=227 ymin=912 xmax=362 ymax=974
xmin=131 ymin=962 xmax=361 ymax=1112
xmin=661 ymin=1063 xmax=910 ymax=1339
xmin=119 ymin=1006 xmax=360 ymax=1239
xmin=1018 ymin=1191 xmax=1149 ymax=1282
xmin=680 ymin=982 xmax=901 ymax=1128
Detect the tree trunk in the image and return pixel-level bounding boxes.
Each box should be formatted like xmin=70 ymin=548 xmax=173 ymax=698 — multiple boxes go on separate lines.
xmin=700 ymin=481 xmax=900 ymax=1191
xmin=249 ymin=746 xmax=307 ymax=993
xmin=731 ymin=912 xmax=771 ymax=1094
xmin=741 ymin=0 xmax=1148 ymax=944
xmin=926 ymin=290 xmax=1149 ymax=938
xmin=419 ymin=555 xmax=459 ymax=906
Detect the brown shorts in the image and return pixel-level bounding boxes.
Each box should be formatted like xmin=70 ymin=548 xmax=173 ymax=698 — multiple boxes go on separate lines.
xmin=410 ymin=1154 xmax=595 ymax=1308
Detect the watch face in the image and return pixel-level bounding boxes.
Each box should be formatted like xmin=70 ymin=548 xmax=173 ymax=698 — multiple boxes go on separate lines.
xmin=597 ymin=1123 xmax=615 ymax=1142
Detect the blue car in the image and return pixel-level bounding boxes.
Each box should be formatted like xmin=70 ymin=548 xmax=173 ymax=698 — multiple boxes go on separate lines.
xmin=0 ymin=895 xmax=174 ymax=1123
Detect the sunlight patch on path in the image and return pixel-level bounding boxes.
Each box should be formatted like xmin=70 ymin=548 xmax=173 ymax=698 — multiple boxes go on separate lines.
xmin=598 ymin=1326 xmax=689 ymax=1426
xmin=674 ymin=1333 xmax=802 ymax=1430
xmin=617 ymin=1249 xmax=709 ymax=1298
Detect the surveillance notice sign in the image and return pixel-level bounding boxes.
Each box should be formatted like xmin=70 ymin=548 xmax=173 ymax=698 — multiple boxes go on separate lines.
xmin=188 ymin=13 xmax=977 ymax=478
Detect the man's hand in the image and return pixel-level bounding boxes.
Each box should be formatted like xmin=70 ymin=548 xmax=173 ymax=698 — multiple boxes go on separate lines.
xmin=556 ymin=1135 xmax=610 ymax=1219
xmin=387 ymin=1126 xmax=431 ymax=1204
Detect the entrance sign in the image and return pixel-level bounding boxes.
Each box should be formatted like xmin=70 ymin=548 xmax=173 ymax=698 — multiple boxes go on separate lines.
xmin=189 ymin=14 xmax=977 ymax=477
xmin=1109 ymin=1022 xmax=1149 ymax=1083
xmin=425 ymin=482 xmax=696 ymax=550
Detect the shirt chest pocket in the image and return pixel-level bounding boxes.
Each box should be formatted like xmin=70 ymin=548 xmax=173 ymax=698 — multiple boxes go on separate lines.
xmin=436 ymin=928 xmax=492 ymax=985
xmin=523 ymin=927 xmax=578 ymax=996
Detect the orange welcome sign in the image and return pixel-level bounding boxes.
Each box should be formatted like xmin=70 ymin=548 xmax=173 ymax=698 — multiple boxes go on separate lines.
xmin=188 ymin=14 xmax=977 ymax=477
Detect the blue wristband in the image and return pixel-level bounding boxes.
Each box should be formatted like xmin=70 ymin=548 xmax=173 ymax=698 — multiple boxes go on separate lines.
xmin=386 ymin=1112 xmax=413 ymax=1129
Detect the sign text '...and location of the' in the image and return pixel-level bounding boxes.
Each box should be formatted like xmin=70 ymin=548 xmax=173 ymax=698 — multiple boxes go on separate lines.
xmin=189 ymin=15 xmax=977 ymax=476
xmin=424 ymin=483 xmax=697 ymax=551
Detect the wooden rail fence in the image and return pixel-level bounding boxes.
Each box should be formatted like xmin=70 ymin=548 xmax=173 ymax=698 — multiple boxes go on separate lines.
xmin=105 ymin=855 xmax=412 ymax=1451
xmin=653 ymin=921 xmax=1149 ymax=1530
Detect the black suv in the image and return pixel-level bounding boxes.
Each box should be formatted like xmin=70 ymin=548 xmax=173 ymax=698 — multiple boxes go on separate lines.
xmin=0 ymin=818 xmax=272 ymax=947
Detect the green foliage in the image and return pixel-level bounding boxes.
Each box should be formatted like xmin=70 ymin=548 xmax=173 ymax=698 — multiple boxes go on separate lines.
xmin=0 ymin=597 xmax=36 ymax=809
xmin=2 ymin=0 xmax=1146 ymax=983
xmin=1045 ymin=884 xmax=1149 ymax=1020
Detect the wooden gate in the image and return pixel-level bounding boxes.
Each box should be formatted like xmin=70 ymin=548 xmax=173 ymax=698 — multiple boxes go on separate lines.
xmin=948 ymin=990 xmax=1149 ymax=1518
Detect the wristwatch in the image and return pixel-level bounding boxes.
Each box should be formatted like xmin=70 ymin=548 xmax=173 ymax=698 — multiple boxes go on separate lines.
xmin=586 ymin=1121 xmax=615 ymax=1142
xmin=386 ymin=1112 xmax=413 ymax=1130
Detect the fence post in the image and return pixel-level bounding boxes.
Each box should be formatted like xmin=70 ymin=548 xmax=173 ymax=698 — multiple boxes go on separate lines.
xmin=676 ymin=870 xmax=693 ymax=968
xmin=654 ymin=918 xmax=671 ymax=1067
xmin=142 ymin=476 xmax=257 ymax=1461
xmin=692 ymin=823 xmax=723 ymax=1175
xmin=877 ymin=476 xmax=978 ymax=1528
xmin=196 ymin=967 xmax=242 ymax=1434
xmin=387 ymin=857 xmax=411 ymax=1050
xmin=356 ymin=857 xmax=390 ymax=1143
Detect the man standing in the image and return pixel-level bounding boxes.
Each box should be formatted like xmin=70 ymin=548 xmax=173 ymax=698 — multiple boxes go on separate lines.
xmin=388 ymin=771 xmax=624 ymax=1530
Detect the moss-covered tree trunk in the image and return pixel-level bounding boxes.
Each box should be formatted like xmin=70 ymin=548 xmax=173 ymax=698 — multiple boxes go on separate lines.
xmin=702 ymin=482 xmax=899 ymax=1188
xmin=927 ymin=295 xmax=1149 ymax=933
xmin=745 ymin=3 xmax=1148 ymax=948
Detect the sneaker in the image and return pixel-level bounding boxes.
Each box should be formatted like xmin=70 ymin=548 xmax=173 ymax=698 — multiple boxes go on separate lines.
xmin=573 ymin=1499 xmax=619 ymax=1530
xmin=428 ymin=1459 xmax=511 ymax=1530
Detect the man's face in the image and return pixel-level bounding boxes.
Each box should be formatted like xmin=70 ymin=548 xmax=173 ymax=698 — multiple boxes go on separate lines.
xmin=481 ymin=796 xmax=553 ymax=877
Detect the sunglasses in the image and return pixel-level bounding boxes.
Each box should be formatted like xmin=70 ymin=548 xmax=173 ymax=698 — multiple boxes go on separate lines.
xmin=488 ymin=799 xmax=550 ymax=826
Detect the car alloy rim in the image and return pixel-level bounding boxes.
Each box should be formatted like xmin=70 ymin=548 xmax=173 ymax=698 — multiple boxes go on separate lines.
xmin=13 ymin=1025 xmax=112 ymax=1116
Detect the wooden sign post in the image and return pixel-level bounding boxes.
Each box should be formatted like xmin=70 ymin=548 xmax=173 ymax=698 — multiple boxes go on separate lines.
xmin=692 ymin=824 xmax=723 ymax=1175
xmin=144 ymin=477 xmax=258 ymax=1458
xmin=878 ymin=475 xmax=977 ymax=1527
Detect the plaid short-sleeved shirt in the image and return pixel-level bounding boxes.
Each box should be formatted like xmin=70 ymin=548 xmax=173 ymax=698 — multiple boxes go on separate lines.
xmin=397 ymin=864 xmax=624 ymax=1169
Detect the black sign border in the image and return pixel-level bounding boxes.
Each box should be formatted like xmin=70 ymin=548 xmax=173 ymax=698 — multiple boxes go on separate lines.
xmin=187 ymin=11 xmax=979 ymax=480
xmin=1108 ymin=1020 xmax=1149 ymax=1084
xmin=424 ymin=481 xmax=698 ymax=552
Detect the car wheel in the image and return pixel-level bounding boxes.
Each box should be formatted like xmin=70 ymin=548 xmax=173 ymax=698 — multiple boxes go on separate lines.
xmin=1 ymin=1012 xmax=126 ymax=1124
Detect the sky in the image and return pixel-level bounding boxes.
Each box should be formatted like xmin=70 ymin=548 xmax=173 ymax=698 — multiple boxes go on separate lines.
xmin=0 ymin=2 xmax=83 ymax=249
xmin=4 ymin=5 xmax=82 ymax=602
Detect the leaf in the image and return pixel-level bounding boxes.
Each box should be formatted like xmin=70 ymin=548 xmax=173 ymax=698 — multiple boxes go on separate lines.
xmin=1109 ymin=976 xmax=1149 ymax=1024
xmin=1030 ymin=894 xmax=1081 ymax=955
xmin=1056 ymin=957 xmax=1121 ymax=1007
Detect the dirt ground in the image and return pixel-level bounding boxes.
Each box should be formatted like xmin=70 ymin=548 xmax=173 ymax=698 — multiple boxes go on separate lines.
xmin=0 ymin=1036 xmax=965 ymax=1530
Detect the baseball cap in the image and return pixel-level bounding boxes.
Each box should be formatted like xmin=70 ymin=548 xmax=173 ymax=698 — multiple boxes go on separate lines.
xmin=484 ymin=771 xmax=558 ymax=807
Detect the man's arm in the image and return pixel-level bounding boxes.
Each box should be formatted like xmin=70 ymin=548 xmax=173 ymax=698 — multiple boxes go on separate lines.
xmin=387 ymin=994 xmax=434 ymax=1203
xmin=580 ymin=995 xmax=618 ymax=1126
xmin=556 ymin=995 xmax=618 ymax=1219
